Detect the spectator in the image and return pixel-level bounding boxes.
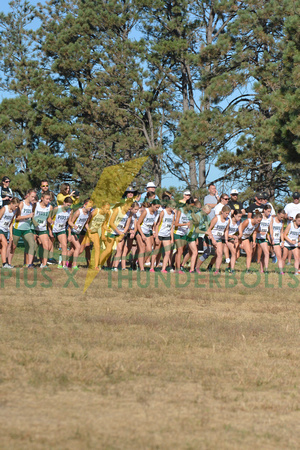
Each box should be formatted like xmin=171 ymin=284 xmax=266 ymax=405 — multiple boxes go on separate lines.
xmin=38 ymin=180 xmax=56 ymax=207
xmin=284 ymin=192 xmax=300 ymax=222
xmin=139 ymin=182 xmax=159 ymax=205
xmin=228 ymin=189 xmax=246 ymax=215
xmin=57 ymin=183 xmax=80 ymax=206
xmin=213 ymin=193 xmax=230 ymax=216
xmin=179 ymin=190 xmax=192 ymax=204
xmin=122 ymin=186 xmax=138 ymax=200
xmin=261 ymin=192 xmax=276 ymax=216
xmin=204 ymin=183 xmax=219 ymax=220
xmin=247 ymin=192 xmax=264 ymax=217
xmin=0 ymin=176 xmax=13 ymax=207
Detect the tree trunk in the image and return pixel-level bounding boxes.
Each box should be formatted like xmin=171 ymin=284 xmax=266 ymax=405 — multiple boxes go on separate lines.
xmin=199 ymin=157 xmax=206 ymax=187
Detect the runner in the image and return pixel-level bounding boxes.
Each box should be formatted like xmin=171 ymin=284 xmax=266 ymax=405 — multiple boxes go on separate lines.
xmin=173 ymin=199 xmax=192 ymax=273
xmin=269 ymin=209 xmax=285 ymax=274
xmin=0 ymin=197 xmax=20 ymax=268
xmin=121 ymin=202 xmax=139 ymax=270
xmin=238 ymin=212 xmax=262 ymax=273
xmin=100 ymin=200 xmax=132 ymax=270
xmin=32 ymin=192 xmax=53 ymax=268
xmin=10 ymin=190 xmax=37 ymax=268
xmin=225 ymin=209 xmax=243 ymax=273
xmin=255 ymin=205 xmax=272 ymax=273
xmin=282 ymin=213 xmax=300 ymax=276
xmin=136 ymin=199 xmax=161 ymax=271
xmin=85 ymin=201 xmax=110 ymax=270
xmin=68 ymin=199 xmax=93 ymax=269
xmin=150 ymin=201 xmax=175 ymax=273
xmin=48 ymin=197 xmax=74 ymax=268
xmin=205 ymin=205 xmax=230 ymax=275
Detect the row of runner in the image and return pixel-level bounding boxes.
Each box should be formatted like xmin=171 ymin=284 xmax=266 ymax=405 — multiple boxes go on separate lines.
xmin=0 ymin=190 xmax=299 ymax=274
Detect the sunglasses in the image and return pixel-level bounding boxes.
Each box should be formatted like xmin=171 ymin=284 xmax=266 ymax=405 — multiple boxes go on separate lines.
xmin=4 ymin=180 xmax=10 ymax=183
xmin=41 ymin=185 xmax=49 ymax=187
xmin=223 ymin=198 xmax=229 ymax=200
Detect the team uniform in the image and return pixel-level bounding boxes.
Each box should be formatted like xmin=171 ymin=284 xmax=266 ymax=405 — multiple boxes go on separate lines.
xmin=139 ymin=208 xmax=157 ymax=237
xmin=71 ymin=208 xmax=90 ymax=236
xmin=241 ymin=219 xmax=259 ymax=240
xmin=284 ymin=222 xmax=300 ymax=250
xmin=0 ymin=205 xmax=16 ymax=239
xmin=211 ymin=215 xmax=229 ymax=242
xmin=227 ymin=218 xmax=240 ymax=241
xmin=13 ymin=203 xmax=33 ymax=237
xmin=158 ymin=209 xmax=174 ymax=241
xmin=33 ymin=202 xmax=51 ymax=235
xmin=174 ymin=209 xmax=190 ymax=240
xmin=52 ymin=206 xmax=72 ymax=237
xmin=271 ymin=218 xmax=283 ymax=246
xmin=110 ymin=210 xmax=130 ymax=237
xmin=256 ymin=216 xmax=272 ymax=244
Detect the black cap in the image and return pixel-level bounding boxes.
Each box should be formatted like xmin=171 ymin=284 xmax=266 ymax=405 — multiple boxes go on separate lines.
xmin=292 ymin=192 xmax=300 ymax=199
xmin=125 ymin=186 xmax=135 ymax=193
xmin=262 ymin=192 xmax=269 ymax=200
xmin=256 ymin=192 xmax=264 ymax=199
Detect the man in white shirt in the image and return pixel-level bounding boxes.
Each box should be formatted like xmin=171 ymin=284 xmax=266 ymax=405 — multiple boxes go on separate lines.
xmin=204 ymin=183 xmax=219 ymax=220
xmin=284 ymin=192 xmax=300 ymax=222
xmin=139 ymin=182 xmax=159 ymax=205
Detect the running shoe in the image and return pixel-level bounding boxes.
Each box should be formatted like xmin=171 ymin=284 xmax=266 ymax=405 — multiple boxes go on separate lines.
xmin=161 ymin=269 xmax=168 ymax=274
xmin=111 ymin=267 xmax=118 ymax=272
xmin=48 ymin=258 xmax=58 ymax=265
xmin=213 ymin=271 xmax=220 ymax=276
xmin=176 ymin=270 xmax=184 ymax=274
xmin=272 ymin=255 xmax=277 ymax=263
xmin=72 ymin=265 xmax=79 ymax=270
xmin=40 ymin=264 xmax=47 ymax=268
xmin=27 ymin=264 xmax=34 ymax=269
xmin=57 ymin=264 xmax=63 ymax=269
xmin=3 ymin=263 xmax=13 ymax=269
xmin=149 ymin=268 xmax=155 ymax=273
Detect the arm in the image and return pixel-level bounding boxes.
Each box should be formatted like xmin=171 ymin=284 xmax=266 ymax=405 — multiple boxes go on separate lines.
xmin=283 ymin=223 xmax=295 ymax=245
xmin=0 ymin=206 xmax=5 ymax=220
xmin=269 ymin=218 xmax=274 ymax=244
xmin=205 ymin=217 xmax=218 ymax=246
xmin=109 ymin=208 xmax=123 ymax=235
xmin=238 ymin=219 xmax=248 ymax=239
xmin=137 ymin=210 xmax=147 ymax=241
xmin=68 ymin=210 xmax=80 ymax=230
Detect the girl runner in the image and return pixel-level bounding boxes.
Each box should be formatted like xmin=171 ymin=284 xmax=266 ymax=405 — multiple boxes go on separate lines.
xmin=136 ymin=199 xmax=161 ymax=271
xmin=111 ymin=201 xmax=135 ymax=271
xmin=48 ymin=197 xmax=74 ymax=268
xmin=0 ymin=197 xmax=20 ymax=268
xmin=32 ymin=192 xmax=52 ymax=268
xmin=255 ymin=205 xmax=272 ymax=273
xmin=10 ymin=189 xmax=37 ymax=268
xmin=86 ymin=201 xmax=110 ymax=270
xmin=224 ymin=209 xmax=243 ymax=273
xmin=269 ymin=209 xmax=285 ymax=274
xmin=238 ymin=212 xmax=262 ymax=273
xmin=121 ymin=202 xmax=139 ymax=270
xmin=68 ymin=199 xmax=93 ymax=269
xmin=173 ymin=199 xmax=192 ymax=273
xmin=150 ymin=201 xmax=175 ymax=273
xmin=100 ymin=200 xmax=132 ymax=269
xmin=205 ymin=205 xmax=230 ymax=275
xmin=282 ymin=213 xmax=300 ymax=275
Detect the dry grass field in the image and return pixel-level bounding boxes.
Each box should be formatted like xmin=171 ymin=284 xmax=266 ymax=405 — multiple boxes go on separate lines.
xmin=0 ymin=252 xmax=300 ymax=449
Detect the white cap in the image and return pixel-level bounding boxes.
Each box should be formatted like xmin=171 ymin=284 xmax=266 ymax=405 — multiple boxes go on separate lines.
xmin=230 ymin=189 xmax=239 ymax=195
xmin=146 ymin=182 xmax=156 ymax=188
xmin=183 ymin=190 xmax=191 ymax=195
